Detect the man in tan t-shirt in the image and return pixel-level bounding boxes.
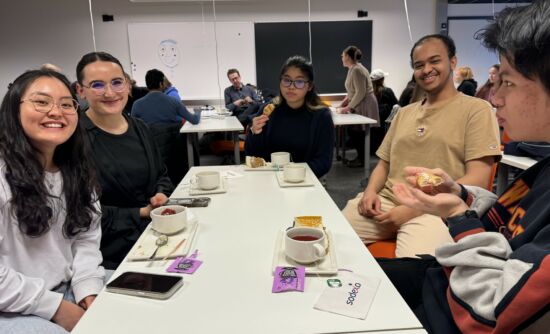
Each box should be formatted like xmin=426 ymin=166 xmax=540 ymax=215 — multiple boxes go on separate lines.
xmin=342 ymin=34 xmax=501 ymax=257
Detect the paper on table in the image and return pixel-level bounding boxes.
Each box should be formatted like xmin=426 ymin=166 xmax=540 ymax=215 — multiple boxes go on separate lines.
xmin=314 ymin=271 xmax=380 ymax=320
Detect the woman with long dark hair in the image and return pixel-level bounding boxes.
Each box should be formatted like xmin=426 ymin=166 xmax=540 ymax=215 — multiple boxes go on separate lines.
xmin=475 ymin=64 xmax=500 ymax=102
xmin=338 ymin=46 xmax=379 ymax=168
xmin=245 ymin=55 xmax=334 ymax=177
xmin=0 ymin=69 xmax=104 ymax=332
xmin=75 ymin=52 xmax=173 ymax=269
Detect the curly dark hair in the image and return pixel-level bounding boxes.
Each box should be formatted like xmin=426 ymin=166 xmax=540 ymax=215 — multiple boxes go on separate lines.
xmin=0 ymin=69 xmax=100 ymax=237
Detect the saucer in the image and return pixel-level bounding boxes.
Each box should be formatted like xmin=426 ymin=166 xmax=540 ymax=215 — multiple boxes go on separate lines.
xmin=244 ymin=162 xmax=282 ymax=171
xmin=189 ymin=178 xmax=227 ymax=195
xmin=271 ymin=230 xmax=337 ymax=275
xmin=275 ymin=171 xmax=314 ymax=187
xmin=127 ymin=212 xmax=199 ymax=261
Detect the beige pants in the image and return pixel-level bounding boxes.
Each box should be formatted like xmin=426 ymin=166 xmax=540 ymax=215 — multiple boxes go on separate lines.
xmin=342 ymin=192 xmax=453 ymax=257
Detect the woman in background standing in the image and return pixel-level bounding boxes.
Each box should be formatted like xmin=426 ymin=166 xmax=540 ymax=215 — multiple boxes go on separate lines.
xmin=475 ymin=64 xmax=500 ymax=103
xmin=338 ymin=45 xmax=379 ymax=168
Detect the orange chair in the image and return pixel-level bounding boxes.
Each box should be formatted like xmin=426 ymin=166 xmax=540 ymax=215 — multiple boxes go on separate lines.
xmin=366 ymin=163 xmax=498 ymax=258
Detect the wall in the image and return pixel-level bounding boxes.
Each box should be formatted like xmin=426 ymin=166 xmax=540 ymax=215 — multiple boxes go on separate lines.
xmin=0 ymin=0 xmax=437 ymax=99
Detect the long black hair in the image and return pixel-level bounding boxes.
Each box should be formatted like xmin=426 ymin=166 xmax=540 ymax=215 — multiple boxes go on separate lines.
xmin=0 ymin=69 xmax=100 ymax=237
xmin=274 ymin=55 xmax=324 ymax=112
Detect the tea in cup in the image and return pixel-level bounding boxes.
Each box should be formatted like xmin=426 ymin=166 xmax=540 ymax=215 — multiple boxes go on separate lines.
xmin=150 ymin=205 xmax=188 ymax=235
xmin=193 ymin=171 xmax=220 ymax=190
xmin=284 ymin=227 xmax=326 ymax=264
xmin=283 ymin=164 xmax=306 ymax=183
xmin=271 ymin=152 xmax=290 ymax=168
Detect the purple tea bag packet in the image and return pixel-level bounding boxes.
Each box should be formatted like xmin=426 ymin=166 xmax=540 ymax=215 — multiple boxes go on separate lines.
xmin=272 ymin=266 xmax=305 ymax=293
xmin=167 ymin=249 xmax=202 ymax=274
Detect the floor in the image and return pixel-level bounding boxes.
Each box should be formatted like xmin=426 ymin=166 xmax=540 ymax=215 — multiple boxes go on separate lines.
xmin=199 ymin=149 xmax=377 ymax=210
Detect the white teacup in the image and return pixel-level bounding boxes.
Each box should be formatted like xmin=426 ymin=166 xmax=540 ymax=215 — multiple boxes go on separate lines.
xmin=271 ymin=152 xmax=290 ymax=167
xmin=150 ymin=205 xmax=188 ymax=235
xmin=193 ymin=171 xmax=220 ymax=190
xmin=284 ymin=227 xmax=327 ymax=264
xmin=283 ymin=164 xmax=306 ymax=183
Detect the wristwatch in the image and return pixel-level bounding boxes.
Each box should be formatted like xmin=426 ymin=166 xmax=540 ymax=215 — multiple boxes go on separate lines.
xmin=445 ymin=210 xmax=478 ymax=225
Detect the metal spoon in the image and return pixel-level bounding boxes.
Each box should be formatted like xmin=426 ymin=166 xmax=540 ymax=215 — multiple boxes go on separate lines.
xmin=149 ymin=234 xmax=168 ymax=260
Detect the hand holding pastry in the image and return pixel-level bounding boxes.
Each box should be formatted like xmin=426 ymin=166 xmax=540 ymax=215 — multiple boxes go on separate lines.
xmin=250 ymin=115 xmax=269 ymax=134
xmin=403 ymin=166 xmax=460 ymax=196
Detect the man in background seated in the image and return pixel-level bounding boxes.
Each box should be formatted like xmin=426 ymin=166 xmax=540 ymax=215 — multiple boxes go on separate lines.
xmin=132 ymin=69 xmax=200 ymax=125
xmin=224 ymin=68 xmax=260 ymax=118
xmin=342 ymin=34 xmax=501 ymax=258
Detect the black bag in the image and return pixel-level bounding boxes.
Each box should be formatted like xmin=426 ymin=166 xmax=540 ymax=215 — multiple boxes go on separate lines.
xmin=504 ymin=141 xmax=550 ymax=161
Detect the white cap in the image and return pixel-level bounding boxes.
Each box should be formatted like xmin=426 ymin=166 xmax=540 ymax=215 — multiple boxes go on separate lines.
xmin=370 ymin=69 xmax=389 ymax=81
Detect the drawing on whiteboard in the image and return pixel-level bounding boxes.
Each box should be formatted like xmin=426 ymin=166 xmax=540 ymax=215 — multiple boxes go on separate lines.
xmin=158 ymin=39 xmax=179 ymax=68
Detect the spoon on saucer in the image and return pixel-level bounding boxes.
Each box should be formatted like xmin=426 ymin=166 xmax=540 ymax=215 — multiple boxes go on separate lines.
xmin=149 ymin=234 xmax=168 ymax=260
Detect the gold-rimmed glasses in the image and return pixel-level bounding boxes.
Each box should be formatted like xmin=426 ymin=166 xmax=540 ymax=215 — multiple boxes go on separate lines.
xmin=20 ymin=94 xmax=79 ymax=115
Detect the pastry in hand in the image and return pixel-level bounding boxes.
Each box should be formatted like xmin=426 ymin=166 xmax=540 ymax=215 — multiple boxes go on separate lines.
xmin=415 ymin=172 xmax=443 ymax=190
xmin=246 ymin=156 xmax=266 ymax=168
xmin=262 ymin=103 xmax=275 ymax=117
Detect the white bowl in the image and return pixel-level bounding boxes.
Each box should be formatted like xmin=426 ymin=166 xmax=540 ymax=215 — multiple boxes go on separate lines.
xmin=150 ymin=205 xmax=188 ymax=235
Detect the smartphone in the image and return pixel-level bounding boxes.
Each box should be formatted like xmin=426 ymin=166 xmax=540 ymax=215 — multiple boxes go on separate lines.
xmin=105 ymin=272 xmax=183 ymax=300
xmin=166 ymin=197 xmax=211 ymax=207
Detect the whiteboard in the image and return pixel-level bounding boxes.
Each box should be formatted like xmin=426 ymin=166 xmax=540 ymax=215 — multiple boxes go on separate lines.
xmin=128 ymin=22 xmax=256 ymax=101
xmin=449 ymin=18 xmax=500 ymax=86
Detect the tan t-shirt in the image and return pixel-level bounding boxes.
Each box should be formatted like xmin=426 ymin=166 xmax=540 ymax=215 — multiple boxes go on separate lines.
xmin=377 ymin=93 xmax=501 ymax=203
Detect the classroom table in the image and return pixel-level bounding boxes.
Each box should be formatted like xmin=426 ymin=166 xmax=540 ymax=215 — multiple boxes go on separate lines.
xmin=180 ymin=115 xmax=244 ymax=168
xmin=331 ymin=110 xmax=378 ymax=178
xmin=496 ymin=154 xmax=537 ymax=195
xmin=73 ymin=165 xmax=423 ymax=334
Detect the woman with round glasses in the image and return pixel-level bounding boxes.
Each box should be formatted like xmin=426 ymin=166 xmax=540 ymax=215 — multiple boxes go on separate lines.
xmin=76 ymin=52 xmax=173 ymax=270
xmin=338 ymin=45 xmax=379 ymax=168
xmin=0 ymin=69 xmax=104 ymax=333
xmin=246 ymin=55 xmax=334 ymax=178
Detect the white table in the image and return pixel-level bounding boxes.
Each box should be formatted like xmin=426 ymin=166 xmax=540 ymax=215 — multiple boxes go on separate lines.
xmin=331 ymin=110 xmax=378 ymax=178
xmin=180 ymin=116 xmax=244 ymax=167
xmin=73 ymin=165 xmax=422 ymax=334
xmin=497 ymin=154 xmax=537 ymax=195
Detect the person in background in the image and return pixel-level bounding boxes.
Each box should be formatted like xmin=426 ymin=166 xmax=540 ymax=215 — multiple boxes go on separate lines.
xmin=454 ymin=66 xmax=477 ymax=96
xmin=337 ymin=45 xmax=379 ymax=168
xmin=224 ymin=68 xmax=260 ymax=118
xmin=122 ymin=73 xmax=148 ymax=116
xmin=131 ymin=69 xmax=200 ymax=125
xmin=475 ymin=64 xmax=500 ymax=103
xmin=370 ymin=69 xmax=398 ymax=151
xmin=246 ymin=55 xmax=334 ymax=178
xmin=0 ymin=69 xmax=104 ymax=333
xmin=386 ymin=1 xmax=550 ymax=332
xmin=163 ymin=76 xmax=181 ymax=101
xmin=76 ymin=52 xmax=173 ymax=269
xmin=342 ymin=34 xmax=501 ymax=258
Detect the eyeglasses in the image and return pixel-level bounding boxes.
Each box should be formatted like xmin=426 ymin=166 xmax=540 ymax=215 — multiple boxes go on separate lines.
xmin=280 ymin=78 xmax=309 ymax=89
xmin=81 ymin=78 xmax=127 ymax=95
xmin=20 ymin=95 xmax=79 ymax=115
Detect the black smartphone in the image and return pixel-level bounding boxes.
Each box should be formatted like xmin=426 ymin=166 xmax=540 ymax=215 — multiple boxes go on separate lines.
xmin=166 ymin=197 xmax=211 ymax=207
xmin=105 ymin=272 xmax=183 ymax=300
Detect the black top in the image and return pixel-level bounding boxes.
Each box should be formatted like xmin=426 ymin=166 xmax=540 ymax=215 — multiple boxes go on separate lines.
xmin=81 ymin=113 xmax=174 ymax=269
xmin=457 ymin=79 xmax=478 ymax=97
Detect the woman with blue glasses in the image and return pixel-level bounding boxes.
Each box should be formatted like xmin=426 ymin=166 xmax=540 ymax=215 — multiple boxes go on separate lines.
xmin=246 ymin=55 xmax=334 ymax=178
xmin=338 ymin=45 xmax=379 ymax=168
xmin=75 ymin=52 xmax=173 ymax=270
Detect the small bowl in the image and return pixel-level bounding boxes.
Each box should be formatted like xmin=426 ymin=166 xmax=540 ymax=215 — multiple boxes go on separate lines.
xmin=150 ymin=205 xmax=188 ymax=235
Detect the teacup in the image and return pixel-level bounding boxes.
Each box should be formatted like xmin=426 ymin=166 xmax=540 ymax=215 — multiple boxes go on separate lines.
xmin=150 ymin=205 xmax=188 ymax=235
xmin=193 ymin=171 xmax=220 ymax=190
xmin=283 ymin=164 xmax=306 ymax=183
xmin=284 ymin=227 xmax=326 ymax=264
xmin=271 ymin=152 xmax=290 ymax=168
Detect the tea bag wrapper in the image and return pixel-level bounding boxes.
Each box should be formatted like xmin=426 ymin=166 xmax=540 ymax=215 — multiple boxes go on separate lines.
xmin=167 ymin=250 xmax=202 ymax=274
xmin=272 ymin=266 xmax=305 ymax=293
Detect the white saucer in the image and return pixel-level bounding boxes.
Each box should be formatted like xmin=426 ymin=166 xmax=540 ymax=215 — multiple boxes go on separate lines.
xmin=272 ymin=230 xmax=337 ymax=275
xmin=189 ymin=179 xmax=227 ymax=195
xmin=127 ymin=212 xmax=199 ymax=261
xmin=244 ymin=162 xmax=281 ymax=171
xmin=275 ymin=171 xmax=314 ymax=187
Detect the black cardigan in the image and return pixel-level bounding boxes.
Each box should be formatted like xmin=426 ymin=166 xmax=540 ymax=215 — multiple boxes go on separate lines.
xmin=81 ymin=113 xmax=174 ymax=269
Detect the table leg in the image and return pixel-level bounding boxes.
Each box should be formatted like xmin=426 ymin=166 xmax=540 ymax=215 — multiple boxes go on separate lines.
xmin=233 ymin=132 xmax=241 ymax=165
xmin=497 ymin=163 xmax=509 ymax=196
xmin=363 ymin=126 xmax=371 ymax=178
xmin=187 ymin=134 xmax=195 ymax=169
